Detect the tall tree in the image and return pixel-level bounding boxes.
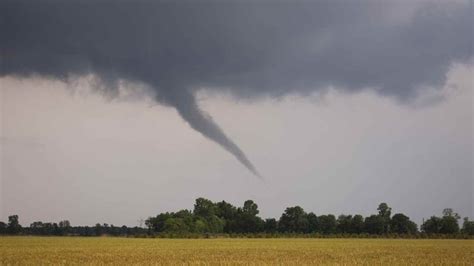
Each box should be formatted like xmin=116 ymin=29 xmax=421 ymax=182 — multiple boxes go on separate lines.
xmin=461 ymin=217 xmax=474 ymax=235
xmin=193 ymin=198 xmax=216 ymax=217
xmin=0 ymin=221 xmax=8 ymax=234
xmin=351 ymin=215 xmax=365 ymax=234
xmin=232 ymin=200 xmax=264 ymax=233
xmin=307 ymin=212 xmax=319 ymax=233
xmin=390 ymin=213 xmax=417 ymax=234
xmin=421 ymin=216 xmax=442 ymax=234
xmin=7 ymin=215 xmax=22 ymax=235
xmin=163 ymin=218 xmax=190 ymax=233
xmin=336 ymin=215 xmax=353 ymax=234
xmin=318 ymin=215 xmax=337 ymax=234
xmin=58 ymin=220 xmax=71 ymax=235
xmin=377 ymin=203 xmax=392 ymax=233
xmin=264 ymin=218 xmax=278 ymax=233
xmin=364 ymin=215 xmax=385 ymax=234
xmin=145 ymin=213 xmax=173 ymax=233
xmin=278 ymin=206 xmax=309 ymax=233
xmin=439 ymin=208 xmax=460 ymax=234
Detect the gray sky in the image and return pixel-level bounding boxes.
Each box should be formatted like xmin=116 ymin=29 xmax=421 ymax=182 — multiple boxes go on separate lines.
xmin=1 ymin=62 xmax=472 ymax=226
xmin=0 ymin=0 xmax=472 ymax=226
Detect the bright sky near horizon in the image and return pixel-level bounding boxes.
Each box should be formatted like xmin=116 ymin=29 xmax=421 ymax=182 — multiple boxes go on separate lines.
xmin=1 ymin=0 xmax=472 ymax=227
xmin=1 ymin=62 xmax=472 ymax=226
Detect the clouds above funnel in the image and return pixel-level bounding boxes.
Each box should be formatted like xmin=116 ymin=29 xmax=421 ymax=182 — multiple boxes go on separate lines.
xmin=2 ymin=1 xmax=471 ymax=98
xmin=1 ymin=0 xmax=472 ymax=175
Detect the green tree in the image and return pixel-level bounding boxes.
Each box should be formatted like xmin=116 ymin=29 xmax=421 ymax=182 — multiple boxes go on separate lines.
xmin=205 ymin=215 xmax=225 ymax=233
xmin=439 ymin=208 xmax=460 ymax=234
xmin=364 ymin=215 xmax=384 ymax=234
xmin=215 ymin=201 xmax=237 ymax=220
xmin=229 ymin=200 xmax=264 ymax=233
xmin=145 ymin=213 xmax=173 ymax=233
xmin=94 ymin=223 xmax=103 ymax=236
xmin=7 ymin=215 xmax=22 ymax=235
xmin=442 ymin=208 xmax=460 ymax=219
xmin=215 ymin=201 xmax=238 ymax=233
xmin=336 ymin=215 xmax=353 ymax=234
xmin=351 ymin=215 xmax=364 ymax=234
xmin=278 ymin=206 xmax=309 ymax=233
xmin=390 ymin=213 xmax=417 ymax=234
xmin=264 ymin=218 xmax=278 ymax=233
xmin=461 ymin=217 xmax=474 ymax=235
xmin=163 ymin=218 xmax=190 ymax=233
xmin=193 ymin=218 xmax=208 ymax=233
xmin=59 ymin=220 xmax=71 ymax=235
xmin=318 ymin=214 xmax=337 ymax=234
xmin=0 ymin=222 xmax=6 ymax=234
xmin=377 ymin=203 xmax=391 ymax=233
xmin=242 ymin=200 xmax=259 ymax=217
xmin=421 ymin=216 xmax=442 ymax=234
xmin=30 ymin=221 xmax=45 ymax=235
xmin=193 ymin=198 xmax=216 ymax=217
xmin=307 ymin=212 xmax=319 ymax=233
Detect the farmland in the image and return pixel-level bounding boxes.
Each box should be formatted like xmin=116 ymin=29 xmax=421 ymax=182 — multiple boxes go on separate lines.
xmin=0 ymin=237 xmax=472 ymax=265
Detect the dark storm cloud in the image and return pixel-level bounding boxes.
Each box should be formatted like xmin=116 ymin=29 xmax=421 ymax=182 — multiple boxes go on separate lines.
xmin=1 ymin=0 xmax=471 ymax=176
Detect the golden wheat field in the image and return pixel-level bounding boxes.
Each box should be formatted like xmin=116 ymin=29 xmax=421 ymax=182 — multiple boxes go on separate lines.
xmin=0 ymin=237 xmax=472 ymax=265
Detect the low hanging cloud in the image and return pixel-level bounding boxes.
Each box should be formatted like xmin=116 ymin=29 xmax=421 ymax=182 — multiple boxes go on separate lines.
xmin=1 ymin=0 xmax=471 ymax=176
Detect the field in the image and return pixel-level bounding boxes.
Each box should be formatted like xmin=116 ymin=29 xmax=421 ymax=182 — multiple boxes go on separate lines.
xmin=0 ymin=237 xmax=472 ymax=265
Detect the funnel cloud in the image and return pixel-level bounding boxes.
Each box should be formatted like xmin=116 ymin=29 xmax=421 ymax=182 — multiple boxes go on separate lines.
xmin=163 ymin=88 xmax=261 ymax=178
xmin=1 ymin=0 xmax=471 ymax=176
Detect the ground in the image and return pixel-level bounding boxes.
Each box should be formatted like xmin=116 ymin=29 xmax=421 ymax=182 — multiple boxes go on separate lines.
xmin=0 ymin=237 xmax=472 ymax=265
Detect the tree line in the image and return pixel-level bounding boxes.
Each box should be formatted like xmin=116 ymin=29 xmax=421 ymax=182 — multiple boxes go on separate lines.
xmin=1 ymin=198 xmax=473 ymax=237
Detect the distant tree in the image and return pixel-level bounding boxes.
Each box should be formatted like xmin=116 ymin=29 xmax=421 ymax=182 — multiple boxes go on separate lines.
xmin=146 ymin=213 xmax=173 ymax=233
xmin=7 ymin=215 xmax=22 ymax=235
xmin=59 ymin=220 xmax=71 ymax=235
xmin=364 ymin=215 xmax=384 ymax=234
xmin=174 ymin=210 xmax=195 ymax=230
xmin=318 ymin=214 xmax=337 ymax=234
xmin=0 ymin=221 xmax=7 ymax=234
xmin=30 ymin=221 xmax=45 ymax=235
xmin=336 ymin=215 xmax=353 ymax=234
xmin=120 ymin=225 xmax=128 ymax=236
xmin=442 ymin=208 xmax=460 ymax=219
xmin=193 ymin=198 xmax=217 ymax=218
xmin=439 ymin=217 xmax=459 ymax=234
xmin=390 ymin=213 xmax=417 ymax=234
xmin=439 ymin=208 xmax=460 ymax=234
xmin=193 ymin=217 xmax=208 ymax=233
xmin=192 ymin=198 xmax=225 ymax=233
xmin=204 ymin=215 xmax=225 ymax=233
xmin=239 ymin=200 xmax=264 ymax=233
xmin=351 ymin=215 xmax=364 ymax=234
xmin=215 ymin=201 xmax=237 ymax=220
xmin=307 ymin=212 xmax=319 ymax=233
xmin=377 ymin=203 xmax=392 ymax=218
xmin=461 ymin=217 xmax=474 ymax=235
xmin=421 ymin=216 xmax=442 ymax=234
xmin=377 ymin=203 xmax=391 ymax=233
xmin=242 ymin=200 xmax=259 ymax=217
xmin=163 ymin=218 xmax=190 ymax=233
xmin=94 ymin=223 xmax=102 ymax=236
xmin=264 ymin=218 xmax=278 ymax=233
xmin=43 ymin=223 xmax=55 ymax=235
xmin=227 ymin=200 xmax=264 ymax=233
xmin=52 ymin=223 xmax=62 ymax=235
xmin=215 ymin=201 xmax=238 ymax=233
xmin=278 ymin=206 xmax=309 ymax=233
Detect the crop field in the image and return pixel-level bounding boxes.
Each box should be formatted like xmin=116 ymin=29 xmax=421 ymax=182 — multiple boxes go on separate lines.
xmin=0 ymin=237 xmax=472 ymax=265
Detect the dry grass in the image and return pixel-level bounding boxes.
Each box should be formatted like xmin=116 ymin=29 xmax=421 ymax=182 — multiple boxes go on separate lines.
xmin=0 ymin=237 xmax=472 ymax=265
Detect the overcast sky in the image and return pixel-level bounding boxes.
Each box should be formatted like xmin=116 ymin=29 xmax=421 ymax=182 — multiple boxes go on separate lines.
xmin=0 ymin=0 xmax=472 ymax=226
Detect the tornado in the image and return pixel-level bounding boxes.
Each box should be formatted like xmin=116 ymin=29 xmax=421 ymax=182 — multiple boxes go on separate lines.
xmin=163 ymin=89 xmax=262 ymax=179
